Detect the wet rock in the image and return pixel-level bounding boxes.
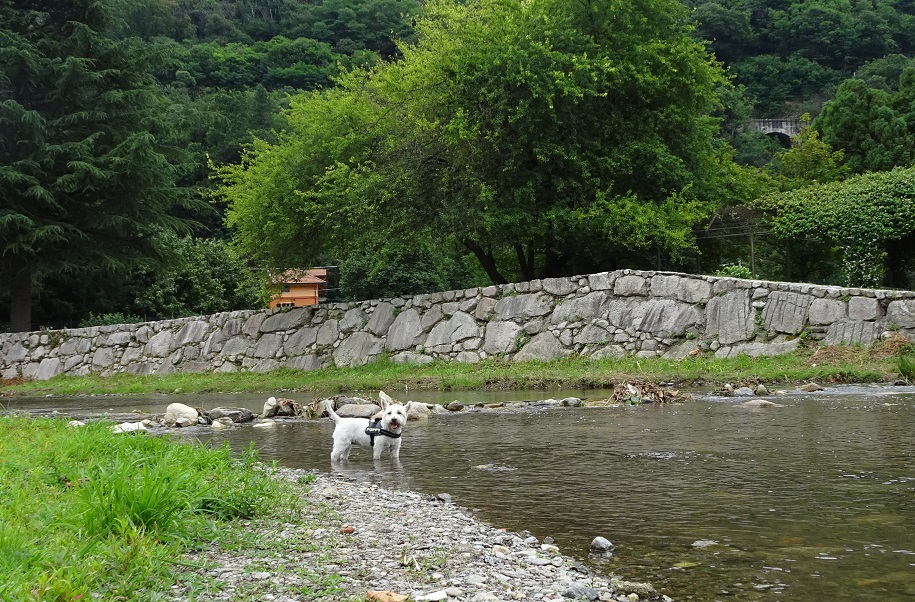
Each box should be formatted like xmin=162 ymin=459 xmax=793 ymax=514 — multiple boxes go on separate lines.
xmin=164 ymin=402 xmax=198 ymax=427
xmin=589 ymin=536 xmax=613 ymax=552
xmin=732 ymin=386 xmax=755 ymax=397
xmin=208 ymin=407 xmax=254 ymax=423
xmin=562 ymin=583 xmax=599 ymax=600
xmin=611 ymin=579 xmax=657 ymax=598
xmin=754 ymin=384 xmax=770 ymax=396
xmin=262 ymin=396 xmax=301 ymax=417
xmin=446 ymin=401 xmax=465 ymax=411
xmin=691 ymin=539 xmax=719 ymax=548
xmin=335 ymin=403 xmax=382 ymax=418
xmin=561 ymin=397 xmax=584 ymax=407
xmin=738 ymin=399 xmax=784 ymax=408
xmin=407 ymin=403 xmax=432 ymax=421
xmin=798 ymin=382 xmax=825 ymax=392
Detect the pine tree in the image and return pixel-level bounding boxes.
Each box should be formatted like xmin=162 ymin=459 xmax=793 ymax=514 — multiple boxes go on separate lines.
xmin=0 ymin=0 xmax=201 ymax=332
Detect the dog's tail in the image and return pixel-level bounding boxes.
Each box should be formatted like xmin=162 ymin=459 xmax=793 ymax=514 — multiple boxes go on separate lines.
xmin=322 ymin=399 xmax=341 ymax=422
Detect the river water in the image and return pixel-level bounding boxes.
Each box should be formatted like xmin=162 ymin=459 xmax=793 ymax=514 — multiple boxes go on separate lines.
xmin=6 ymin=385 xmax=915 ymax=601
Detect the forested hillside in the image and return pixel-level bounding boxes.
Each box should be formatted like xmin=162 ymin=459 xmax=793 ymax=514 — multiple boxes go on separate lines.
xmin=3 ymin=0 xmax=915 ymax=333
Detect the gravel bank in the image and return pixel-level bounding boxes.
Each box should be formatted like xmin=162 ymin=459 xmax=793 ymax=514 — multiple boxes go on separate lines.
xmin=174 ymin=468 xmax=671 ymax=602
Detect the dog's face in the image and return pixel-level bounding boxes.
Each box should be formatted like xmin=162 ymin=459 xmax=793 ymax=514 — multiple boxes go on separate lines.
xmin=380 ymin=401 xmax=412 ymax=431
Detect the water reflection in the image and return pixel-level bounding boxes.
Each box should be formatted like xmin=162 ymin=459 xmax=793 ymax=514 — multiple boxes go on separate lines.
xmin=6 ymin=385 xmax=915 ymax=601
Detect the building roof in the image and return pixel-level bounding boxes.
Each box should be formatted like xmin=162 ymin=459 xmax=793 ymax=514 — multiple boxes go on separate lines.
xmin=271 ymin=268 xmax=327 ymax=285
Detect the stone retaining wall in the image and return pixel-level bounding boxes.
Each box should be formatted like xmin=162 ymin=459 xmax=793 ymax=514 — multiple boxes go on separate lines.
xmin=3 ymin=269 xmax=915 ymax=381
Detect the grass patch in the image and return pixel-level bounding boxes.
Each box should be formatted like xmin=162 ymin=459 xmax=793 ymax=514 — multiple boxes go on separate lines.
xmin=1 ymin=343 xmax=905 ymax=399
xmin=896 ymin=353 xmax=915 ymax=383
xmin=0 ymin=416 xmax=297 ymax=600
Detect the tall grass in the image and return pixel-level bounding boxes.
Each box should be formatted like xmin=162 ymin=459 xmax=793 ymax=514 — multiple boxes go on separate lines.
xmin=0 ymin=416 xmax=294 ymax=600
xmin=897 ymin=352 xmax=915 ymax=383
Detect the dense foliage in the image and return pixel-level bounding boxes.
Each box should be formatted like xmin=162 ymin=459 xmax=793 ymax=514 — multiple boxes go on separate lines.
xmin=754 ymin=166 xmax=915 ymax=287
xmin=0 ymin=0 xmax=202 ymax=332
xmin=690 ymin=0 xmax=915 ymax=115
xmin=218 ymin=0 xmax=753 ymax=284
xmin=5 ymin=0 xmax=915 ymax=333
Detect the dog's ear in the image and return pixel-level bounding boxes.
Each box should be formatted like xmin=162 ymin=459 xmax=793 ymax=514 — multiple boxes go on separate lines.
xmin=378 ymin=390 xmax=394 ymax=409
xmin=404 ymin=401 xmax=413 ymax=413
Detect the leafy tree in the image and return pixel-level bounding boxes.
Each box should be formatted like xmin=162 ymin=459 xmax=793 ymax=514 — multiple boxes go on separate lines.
xmin=218 ymin=0 xmax=739 ymax=286
xmin=337 ymin=239 xmax=474 ymax=301
xmin=729 ymin=53 xmax=841 ymax=116
xmin=691 ymin=1 xmax=755 ymax=64
xmin=127 ymin=234 xmax=263 ymax=319
xmin=0 ymin=0 xmax=203 ymax=332
xmin=767 ymin=120 xmax=848 ymax=188
xmin=754 ymin=166 xmax=915 ymax=287
xmin=853 ymin=54 xmax=915 ymax=92
xmin=814 ymin=78 xmax=914 ymax=173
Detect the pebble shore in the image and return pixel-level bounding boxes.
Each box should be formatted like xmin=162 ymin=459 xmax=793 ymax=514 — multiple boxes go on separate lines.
xmin=175 ymin=468 xmax=671 ymax=602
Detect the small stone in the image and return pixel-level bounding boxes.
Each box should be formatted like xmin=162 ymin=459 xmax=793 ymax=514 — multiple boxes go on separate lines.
xmin=590 ymin=536 xmax=613 ymax=552
xmin=527 ymin=557 xmax=552 ymax=566
xmin=799 ymin=382 xmax=825 ymax=392
xmin=446 ymin=401 xmax=465 ymax=411
xmin=415 ymin=591 xmax=448 ymax=601
xmin=340 ymin=525 xmax=355 ymax=534
xmin=562 ymin=584 xmax=599 ymax=600
xmin=492 ymin=545 xmax=510 ymax=556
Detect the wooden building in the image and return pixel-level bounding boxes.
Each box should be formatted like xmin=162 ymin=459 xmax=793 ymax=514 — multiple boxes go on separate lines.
xmin=268 ymin=268 xmax=328 ymax=309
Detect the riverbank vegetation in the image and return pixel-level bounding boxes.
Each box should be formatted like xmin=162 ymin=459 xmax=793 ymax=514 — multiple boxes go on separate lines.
xmin=3 ymin=340 xmax=911 ymax=399
xmin=0 ymin=415 xmax=303 ymax=600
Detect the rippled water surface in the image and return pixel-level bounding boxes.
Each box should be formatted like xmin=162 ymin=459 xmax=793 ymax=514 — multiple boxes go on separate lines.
xmin=7 ymin=386 xmax=915 ymax=601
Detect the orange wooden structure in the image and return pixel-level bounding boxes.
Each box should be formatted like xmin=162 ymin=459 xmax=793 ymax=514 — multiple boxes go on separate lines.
xmin=268 ymin=268 xmax=328 ymax=309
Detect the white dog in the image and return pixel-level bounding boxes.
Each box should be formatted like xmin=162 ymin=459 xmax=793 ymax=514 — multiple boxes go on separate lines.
xmin=325 ymin=391 xmax=412 ymax=463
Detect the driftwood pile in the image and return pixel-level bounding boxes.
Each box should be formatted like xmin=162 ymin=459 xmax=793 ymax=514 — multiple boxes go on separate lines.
xmin=589 ymin=380 xmax=692 ymax=406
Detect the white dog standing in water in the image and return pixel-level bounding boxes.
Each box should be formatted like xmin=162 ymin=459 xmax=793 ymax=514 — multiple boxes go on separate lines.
xmin=325 ymin=391 xmax=412 ymax=462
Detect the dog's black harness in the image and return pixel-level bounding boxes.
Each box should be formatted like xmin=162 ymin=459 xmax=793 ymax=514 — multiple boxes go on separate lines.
xmin=365 ymin=418 xmax=401 ymax=447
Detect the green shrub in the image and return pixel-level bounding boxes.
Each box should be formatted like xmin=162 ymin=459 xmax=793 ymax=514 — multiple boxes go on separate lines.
xmin=78 ymin=312 xmax=144 ymax=327
xmin=714 ymin=263 xmax=753 ymax=279
xmin=897 ymin=353 xmax=915 ymax=382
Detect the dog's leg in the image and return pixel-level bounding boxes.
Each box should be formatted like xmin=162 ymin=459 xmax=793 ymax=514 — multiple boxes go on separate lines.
xmin=331 ymin=441 xmax=349 ymax=463
xmin=390 ymin=438 xmax=403 ymax=460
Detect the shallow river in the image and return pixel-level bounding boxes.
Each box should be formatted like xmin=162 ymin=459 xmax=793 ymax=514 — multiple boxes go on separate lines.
xmin=6 ymin=385 xmax=915 ymax=601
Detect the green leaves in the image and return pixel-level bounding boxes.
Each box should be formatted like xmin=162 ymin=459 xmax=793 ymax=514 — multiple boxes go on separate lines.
xmin=755 ymin=166 xmax=915 ymax=286
xmin=217 ymin=0 xmax=732 ymax=289
xmin=1 ymin=0 xmax=201 ymax=330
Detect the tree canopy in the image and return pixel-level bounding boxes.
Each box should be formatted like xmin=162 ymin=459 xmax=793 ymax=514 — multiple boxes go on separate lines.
xmin=0 ymin=0 xmax=203 ymax=331
xmin=754 ymin=166 xmax=915 ymax=287
xmin=217 ymin=0 xmax=747 ymax=286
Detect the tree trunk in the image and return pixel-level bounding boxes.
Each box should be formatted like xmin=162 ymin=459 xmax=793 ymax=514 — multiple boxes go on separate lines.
xmin=461 ymin=238 xmax=508 ymax=285
xmin=514 ymin=244 xmax=535 ymax=282
xmin=9 ymin=267 xmax=33 ymax=333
